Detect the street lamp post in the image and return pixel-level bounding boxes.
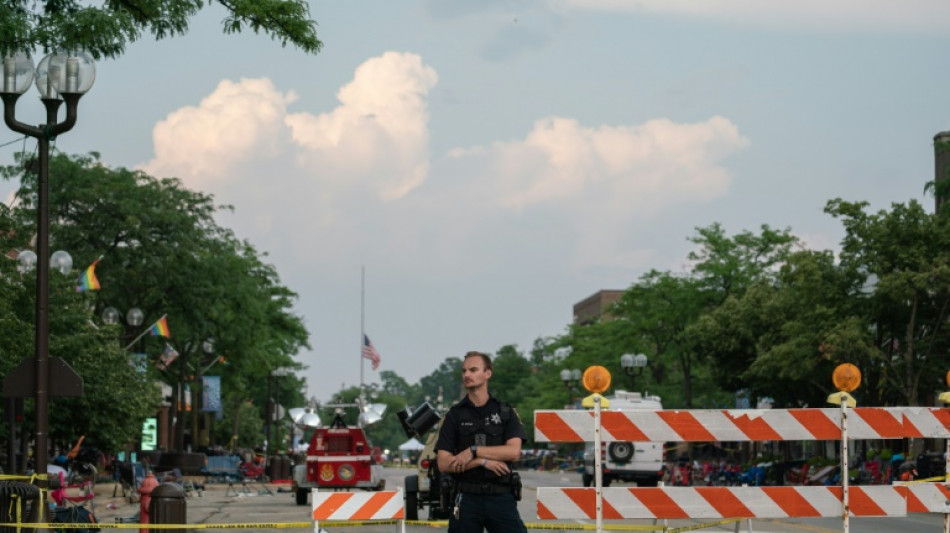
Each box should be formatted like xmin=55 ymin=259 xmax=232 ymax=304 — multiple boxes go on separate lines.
xmin=103 ymin=307 xmax=145 ymax=350
xmin=7 ymin=248 xmax=74 ymax=473
xmin=559 ymin=368 xmax=582 ymax=407
xmin=620 ymin=353 xmax=648 ymax=391
xmin=102 ymin=307 xmax=145 ymax=328
xmin=269 ymin=367 xmax=294 ymax=454
xmin=1 ymin=50 xmax=95 ymax=477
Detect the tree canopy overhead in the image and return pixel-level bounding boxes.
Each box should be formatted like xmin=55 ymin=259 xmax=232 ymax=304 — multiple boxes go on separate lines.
xmin=0 ymin=150 xmax=309 ymax=453
xmin=0 ymin=0 xmax=323 ymax=59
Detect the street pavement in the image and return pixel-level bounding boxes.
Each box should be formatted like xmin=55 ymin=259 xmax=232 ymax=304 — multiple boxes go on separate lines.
xmin=81 ymin=467 xmax=946 ymax=533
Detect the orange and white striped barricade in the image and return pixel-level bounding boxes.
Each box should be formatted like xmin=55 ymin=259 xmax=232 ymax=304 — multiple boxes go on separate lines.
xmin=896 ymin=407 xmax=950 ymax=438
xmin=312 ymin=489 xmax=405 ymax=533
xmin=537 ymin=486 xmax=906 ymax=520
xmin=535 ymin=406 xmax=950 ymax=533
xmin=532 ymin=407 xmax=948 ymax=443
xmin=903 ymin=483 xmax=950 ymax=514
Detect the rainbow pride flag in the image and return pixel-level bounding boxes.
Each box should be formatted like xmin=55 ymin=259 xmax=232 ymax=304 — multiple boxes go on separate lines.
xmin=148 ymin=315 xmax=171 ymax=337
xmin=76 ymin=260 xmax=101 ymax=292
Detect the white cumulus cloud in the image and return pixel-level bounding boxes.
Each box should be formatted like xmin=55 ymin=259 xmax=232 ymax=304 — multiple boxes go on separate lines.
xmin=141 ymin=52 xmax=438 ymax=204
xmin=141 ymin=78 xmax=297 ymax=187
xmin=285 ymin=51 xmax=438 ymax=201
xmin=433 ymin=114 xmax=749 ymax=269
xmin=448 ymin=115 xmax=748 ymax=212
xmin=138 ymin=50 xmax=749 ymax=274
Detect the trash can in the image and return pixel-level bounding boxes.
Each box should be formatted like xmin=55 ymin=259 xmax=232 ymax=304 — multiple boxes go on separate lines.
xmin=149 ymin=483 xmax=187 ymax=530
xmin=0 ymin=481 xmax=40 ymax=533
xmin=268 ymin=455 xmax=290 ymax=480
xmin=276 ymin=455 xmax=291 ymax=480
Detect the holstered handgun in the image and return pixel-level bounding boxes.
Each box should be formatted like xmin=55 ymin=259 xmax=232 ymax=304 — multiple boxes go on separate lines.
xmin=439 ymin=474 xmax=455 ymax=510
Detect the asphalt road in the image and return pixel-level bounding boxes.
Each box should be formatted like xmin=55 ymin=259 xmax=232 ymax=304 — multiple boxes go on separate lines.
xmin=85 ymin=467 xmax=946 ymax=533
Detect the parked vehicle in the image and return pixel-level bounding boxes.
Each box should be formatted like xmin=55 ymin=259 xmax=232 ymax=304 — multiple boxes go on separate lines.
xmin=914 ymin=452 xmax=945 ymax=481
xmin=292 ymin=409 xmax=385 ymax=505
xmin=582 ymin=391 xmax=665 ymax=487
xmin=398 ymin=402 xmax=452 ymax=521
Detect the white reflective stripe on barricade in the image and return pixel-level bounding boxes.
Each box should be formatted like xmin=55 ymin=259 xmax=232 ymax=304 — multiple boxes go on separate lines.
xmin=534 ymin=407 xmax=950 ymax=443
xmin=312 ymin=489 xmax=405 ymax=520
xmin=897 ymin=407 xmax=950 ymax=438
xmin=904 ymin=484 xmax=950 ymax=514
xmin=536 ymin=486 xmax=907 ymax=520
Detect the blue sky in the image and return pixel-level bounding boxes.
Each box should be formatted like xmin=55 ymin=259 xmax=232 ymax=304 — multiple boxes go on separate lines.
xmin=2 ymin=1 xmax=949 ymax=402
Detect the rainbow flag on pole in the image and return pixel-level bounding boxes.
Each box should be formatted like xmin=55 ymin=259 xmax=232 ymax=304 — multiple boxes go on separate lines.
xmin=76 ymin=259 xmax=101 ymax=292
xmin=148 ymin=315 xmax=171 ymax=337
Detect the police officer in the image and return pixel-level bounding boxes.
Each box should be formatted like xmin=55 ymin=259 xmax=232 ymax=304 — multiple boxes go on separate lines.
xmin=436 ymin=351 xmax=527 ymax=533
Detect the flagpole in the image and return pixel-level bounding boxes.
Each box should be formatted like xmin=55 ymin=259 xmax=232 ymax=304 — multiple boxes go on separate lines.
xmin=124 ymin=314 xmax=166 ymax=351
xmin=360 ymin=266 xmax=365 ymax=404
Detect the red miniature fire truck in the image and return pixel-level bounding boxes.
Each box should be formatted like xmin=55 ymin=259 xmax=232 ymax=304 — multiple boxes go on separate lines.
xmin=292 ymin=410 xmax=385 ymax=505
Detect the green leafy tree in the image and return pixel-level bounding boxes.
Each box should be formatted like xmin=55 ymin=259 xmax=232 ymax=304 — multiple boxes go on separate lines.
xmin=693 ymin=250 xmax=864 ymax=407
xmin=826 ymin=199 xmax=950 ymax=405
xmin=418 ymin=357 xmax=462 ymax=407
xmin=1 ymin=0 xmax=322 ymax=58
xmin=687 ymin=223 xmax=799 ymax=305
xmin=0 ymin=218 xmax=158 ymax=454
xmin=612 ymin=271 xmax=706 ymax=407
xmin=1 ymin=151 xmax=308 ymax=453
xmin=380 ymin=370 xmax=417 ymax=399
xmin=213 ymin=396 xmax=265 ymax=450
xmin=490 ymin=345 xmax=533 ymax=406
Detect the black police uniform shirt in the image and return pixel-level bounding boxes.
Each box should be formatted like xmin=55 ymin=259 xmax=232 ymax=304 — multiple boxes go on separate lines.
xmin=435 ymin=394 xmax=527 ymax=477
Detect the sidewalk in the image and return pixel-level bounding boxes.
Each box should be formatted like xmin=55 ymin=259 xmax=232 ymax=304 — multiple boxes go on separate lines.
xmin=89 ymin=478 xmax=300 ymax=525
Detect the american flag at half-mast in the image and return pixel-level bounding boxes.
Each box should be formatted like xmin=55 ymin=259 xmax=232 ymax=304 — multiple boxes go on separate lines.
xmin=362 ymin=334 xmax=381 ymax=371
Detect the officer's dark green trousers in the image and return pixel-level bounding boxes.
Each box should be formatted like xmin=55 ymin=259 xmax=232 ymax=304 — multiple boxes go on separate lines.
xmin=448 ymin=492 xmax=527 ymax=533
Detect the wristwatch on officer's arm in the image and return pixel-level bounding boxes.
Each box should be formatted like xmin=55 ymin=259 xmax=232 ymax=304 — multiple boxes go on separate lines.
xmin=470 ymin=445 xmax=478 ymax=458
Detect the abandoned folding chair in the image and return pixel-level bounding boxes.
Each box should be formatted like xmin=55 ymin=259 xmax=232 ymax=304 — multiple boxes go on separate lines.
xmin=224 ymin=460 xmax=273 ymax=497
xmin=154 ymin=468 xmax=204 ymax=497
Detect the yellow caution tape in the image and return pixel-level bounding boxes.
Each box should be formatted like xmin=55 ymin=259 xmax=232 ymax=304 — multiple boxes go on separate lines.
xmin=0 ymin=520 xmax=719 ymax=531
xmin=525 ymin=524 xmax=660 ymax=531
xmin=315 ymin=521 xmax=400 ymax=527
xmin=404 ymin=520 xmax=449 ymax=528
xmin=0 ymin=523 xmax=314 ymax=530
xmin=0 ymin=516 xmax=749 ymax=532
xmin=900 ymin=475 xmax=947 ymax=484
xmin=667 ymin=518 xmax=743 ymax=532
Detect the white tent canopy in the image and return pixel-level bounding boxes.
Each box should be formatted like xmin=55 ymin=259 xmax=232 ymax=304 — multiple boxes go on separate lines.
xmin=398 ymin=438 xmax=425 ymax=451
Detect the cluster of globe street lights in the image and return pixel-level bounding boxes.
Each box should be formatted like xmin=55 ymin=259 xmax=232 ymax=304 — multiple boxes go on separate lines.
xmin=620 ymin=352 xmax=649 ymax=386
xmin=560 ymin=353 xmax=649 ymax=406
xmin=2 ymin=49 xmax=96 ymax=478
xmin=559 ymin=368 xmax=582 ymax=407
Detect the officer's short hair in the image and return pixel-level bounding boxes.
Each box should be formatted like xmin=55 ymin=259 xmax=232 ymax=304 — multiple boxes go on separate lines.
xmin=464 ymin=351 xmax=492 ymax=372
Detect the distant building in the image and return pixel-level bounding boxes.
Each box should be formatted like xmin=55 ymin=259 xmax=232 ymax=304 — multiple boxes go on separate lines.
xmin=573 ymin=290 xmax=625 ymax=325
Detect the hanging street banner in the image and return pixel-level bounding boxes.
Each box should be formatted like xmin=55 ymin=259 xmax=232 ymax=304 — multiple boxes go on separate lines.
xmin=203 ymin=375 xmax=222 ymax=418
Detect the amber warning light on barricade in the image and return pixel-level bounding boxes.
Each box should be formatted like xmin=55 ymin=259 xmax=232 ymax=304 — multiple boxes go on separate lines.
xmin=938 ymin=370 xmax=950 ymax=405
xmin=827 ymin=363 xmax=860 ymax=408
xmin=582 ymin=365 xmax=611 ymax=394
xmin=832 ymin=363 xmax=861 ymax=392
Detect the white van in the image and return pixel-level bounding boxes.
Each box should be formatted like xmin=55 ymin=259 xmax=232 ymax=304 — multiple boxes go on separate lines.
xmin=582 ymin=390 xmax=664 ymax=487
